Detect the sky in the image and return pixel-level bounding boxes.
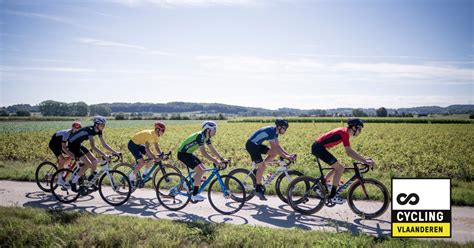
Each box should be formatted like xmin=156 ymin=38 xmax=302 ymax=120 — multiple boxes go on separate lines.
xmin=0 ymin=0 xmax=473 ymax=109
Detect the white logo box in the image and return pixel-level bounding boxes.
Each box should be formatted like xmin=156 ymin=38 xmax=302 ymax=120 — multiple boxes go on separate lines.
xmin=392 ymin=178 xmax=450 ymax=210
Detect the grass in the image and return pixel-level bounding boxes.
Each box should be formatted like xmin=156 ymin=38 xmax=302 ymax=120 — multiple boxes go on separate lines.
xmin=0 ymin=206 xmax=470 ymax=247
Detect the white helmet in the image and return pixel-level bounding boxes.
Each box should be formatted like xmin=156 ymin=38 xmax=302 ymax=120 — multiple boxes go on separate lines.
xmin=202 ymin=120 xmax=217 ymax=130
xmin=93 ymin=116 xmax=107 ymax=125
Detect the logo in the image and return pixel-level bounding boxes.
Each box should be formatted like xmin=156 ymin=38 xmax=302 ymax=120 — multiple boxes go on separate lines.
xmin=391 ymin=178 xmax=451 ymax=238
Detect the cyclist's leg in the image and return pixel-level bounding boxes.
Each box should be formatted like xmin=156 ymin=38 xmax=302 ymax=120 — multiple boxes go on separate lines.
xmin=128 ymin=140 xmax=146 ymax=179
xmin=84 ymin=149 xmax=99 ymax=179
xmin=314 ymin=143 xmax=343 ymax=199
xmin=177 ymin=152 xmax=204 ymax=200
xmin=49 ymin=135 xmax=65 ymax=169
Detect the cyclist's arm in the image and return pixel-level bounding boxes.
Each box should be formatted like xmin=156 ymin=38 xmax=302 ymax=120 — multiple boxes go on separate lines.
xmin=344 ymin=146 xmax=366 ymax=162
xmin=153 ymin=142 xmax=162 ymax=156
xmin=144 ymin=142 xmax=158 ymax=160
xmin=207 ymin=144 xmax=224 ymax=161
xmin=89 ymin=136 xmax=107 ymax=158
xmin=98 ymin=135 xmax=118 ymax=154
xmin=269 ymin=140 xmax=290 ymax=158
xmin=62 ymin=142 xmax=74 ymax=158
xmin=199 ymin=145 xmax=219 ymax=164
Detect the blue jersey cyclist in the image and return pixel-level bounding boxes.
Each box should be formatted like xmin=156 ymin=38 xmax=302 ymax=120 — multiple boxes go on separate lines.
xmin=246 ymin=118 xmax=296 ymax=200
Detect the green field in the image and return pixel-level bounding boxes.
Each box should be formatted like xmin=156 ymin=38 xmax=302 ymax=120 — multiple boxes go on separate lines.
xmin=0 ymin=207 xmax=469 ymax=247
xmin=0 ymin=120 xmax=473 ymax=205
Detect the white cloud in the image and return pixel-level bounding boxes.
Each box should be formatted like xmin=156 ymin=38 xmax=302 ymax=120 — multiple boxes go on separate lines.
xmin=3 ymin=10 xmax=94 ymax=31
xmin=77 ymin=37 xmax=175 ymax=56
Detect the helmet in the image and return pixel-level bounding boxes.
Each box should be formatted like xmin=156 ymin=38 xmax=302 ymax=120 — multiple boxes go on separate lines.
xmin=202 ymin=120 xmax=217 ymax=130
xmin=154 ymin=121 xmax=166 ymax=132
xmin=93 ymin=116 xmax=107 ymax=125
xmin=72 ymin=121 xmax=82 ymax=129
xmin=275 ymin=118 xmax=289 ymax=128
xmin=347 ymin=118 xmax=364 ymax=128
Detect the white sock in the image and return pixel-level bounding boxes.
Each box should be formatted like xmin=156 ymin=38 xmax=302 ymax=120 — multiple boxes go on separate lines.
xmin=72 ymin=175 xmax=80 ymax=184
xmin=129 ymin=173 xmax=136 ymax=181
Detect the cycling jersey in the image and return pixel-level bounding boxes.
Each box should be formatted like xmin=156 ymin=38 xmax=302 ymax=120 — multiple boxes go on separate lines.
xmin=54 ymin=129 xmax=73 ymax=142
xmin=131 ymin=130 xmax=158 ymax=145
xmin=316 ymin=127 xmax=350 ymax=149
xmin=248 ymin=126 xmax=278 ymax=145
xmin=68 ymin=126 xmax=102 ymax=144
xmin=177 ymin=131 xmax=211 ymax=154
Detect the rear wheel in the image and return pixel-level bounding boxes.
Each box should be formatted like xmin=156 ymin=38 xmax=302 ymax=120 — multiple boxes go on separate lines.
xmin=275 ymin=170 xmax=305 ymax=204
xmin=51 ymin=168 xmax=80 ymax=203
xmin=113 ymin=162 xmax=137 ymax=192
xmin=35 ymin=161 xmax=57 ymax=192
xmin=156 ymin=172 xmax=190 ymax=211
xmin=287 ymin=176 xmax=326 ymax=215
xmin=225 ymin=168 xmax=255 ymax=202
xmin=152 ymin=163 xmax=182 ymax=189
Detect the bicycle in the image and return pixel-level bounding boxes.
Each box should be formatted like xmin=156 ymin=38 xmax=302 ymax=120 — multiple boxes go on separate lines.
xmin=224 ymin=156 xmax=303 ymax=203
xmin=112 ymin=151 xmax=181 ymax=193
xmin=35 ymin=159 xmax=77 ymax=192
xmin=286 ymin=157 xmax=390 ymax=219
xmin=50 ymin=154 xmax=132 ymax=206
xmin=155 ymin=160 xmax=246 ymax=215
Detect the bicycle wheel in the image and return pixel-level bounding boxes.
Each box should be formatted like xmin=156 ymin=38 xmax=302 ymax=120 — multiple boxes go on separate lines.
xmin=51 ymin=168 xmax=80 ymax=203
xmin=287 ymin=176 xmax=326 ymax=215
xmin=275 ymin=170 xmax=305 ymax=204
xmin=225 ymin=168 xmax=255 ymax=202
xmin=98 ymin=170 xmax=132 ymax=206
xmin=208 ymin=175 xmax=246 ymax=215
xmin=35 ymin=161 xmax=57 ymax=192
xmin=347 ymin=178 xmax=390 ymax=219
xmin=156 ymin=172 xmax=190 ymax=211
xmin=152 ymin=163 xmax=182 ymax=189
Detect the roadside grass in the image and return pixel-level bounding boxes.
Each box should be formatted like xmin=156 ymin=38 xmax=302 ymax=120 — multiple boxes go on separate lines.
xmin=0 ymin=206 xmax=470 ymax=247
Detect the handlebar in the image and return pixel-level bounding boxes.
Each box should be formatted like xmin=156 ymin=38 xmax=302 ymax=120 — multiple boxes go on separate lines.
xmin=353 ymin=161 xmax=372 ymax=173
xmin=276 ymin=154 xmax=297 ymax=166
xmin=213 ymin=159 xmax=231 ymax=171
xmin=159 ymin=151 xmax=172 ymax=161
xmin=102 ymin=153 xmax=122 ymax=164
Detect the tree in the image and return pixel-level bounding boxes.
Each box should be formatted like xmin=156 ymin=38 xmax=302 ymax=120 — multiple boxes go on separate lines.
xmin=68 ymin=102 xmax=89 ymax=116
xmin=90 ymin=104 xmax=112 ymax=116
xmin=376 ymin=107 xmax=388 ymax=117
xmin=16 ymin=110 xmax=31 ymax=116
xmin=39 ymin=100 xmax=69 ymax=116
xmin=352 ymin=108 xmax=368 ymax=117
xmin=0 ymin=108 xmax=8 ymax=116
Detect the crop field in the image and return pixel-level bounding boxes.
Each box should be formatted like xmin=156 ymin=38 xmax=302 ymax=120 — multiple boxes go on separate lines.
xmin=0 ymin=120 xmax=473 ymax=204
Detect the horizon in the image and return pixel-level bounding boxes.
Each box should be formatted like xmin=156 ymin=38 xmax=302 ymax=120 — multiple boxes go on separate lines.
xmin=1 ymin=0 xmax=473 ymax=109
xmin=2 ymin=99 xmax=472 ymax=111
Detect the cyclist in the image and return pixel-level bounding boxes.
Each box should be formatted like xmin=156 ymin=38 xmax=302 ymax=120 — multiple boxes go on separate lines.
xmin=312 ymin=118 xmax=375 ymax=204
xmin=177 ymin=121 xmax=226 ymax=202
xmin=127 ymin=121 xmax=166 ymax=185
xmin=48 ymin=121 xmax=82 ymax=174
xmin=246 ymin=118 xmax=296 ymax=200
xmin=67 ymin=116 xmax=121 ymax=191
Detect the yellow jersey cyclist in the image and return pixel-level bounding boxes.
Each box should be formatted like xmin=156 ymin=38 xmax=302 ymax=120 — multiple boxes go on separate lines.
xmin=67 ymin=116 xmax=121 ymax=192
xmin=246 ymin=118 xmax=296 ymax=200
xmin=48 ymin=121 xmax=82 ymax=183
xmin=312 ymin=118 xmax=375 ymax=204
xmin=127 ymin=121 xmax=167 ymax=185
xmin=177 ymin=121 xmax=227 ymax=202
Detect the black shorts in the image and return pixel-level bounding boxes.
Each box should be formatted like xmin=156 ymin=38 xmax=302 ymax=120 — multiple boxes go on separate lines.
xmin=48 ymin=134 xmax=64 ymax=157
xmin=128 ymin=140 xmax=147 ymax=161
xmin=245 ymin=140 xmax=269 ymax=164
xmin=311 ymin=142 xmax=337 ymax=165
xmin=177 ymin=152 xmax=202 ymax=169
xmin=68 ymin=142 xmax=90 ymax=158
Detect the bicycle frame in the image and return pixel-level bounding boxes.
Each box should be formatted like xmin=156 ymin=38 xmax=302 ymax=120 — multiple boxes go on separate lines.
xmin=314 ymin=157 xmax=371 ymax=197
xmin=126 ymin=152 xmax=172 ymax=182
xmin=250 ymin=159 xmax=293 ymax=187
xmin=175 ymin=166 xmax=228 ymax=198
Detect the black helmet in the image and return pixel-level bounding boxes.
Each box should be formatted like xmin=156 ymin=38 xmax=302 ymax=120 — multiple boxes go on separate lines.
xmin=275 ymin=118 xmax=289 ymax=128
xmin=347 ymin=118 xmax=364 ymax=127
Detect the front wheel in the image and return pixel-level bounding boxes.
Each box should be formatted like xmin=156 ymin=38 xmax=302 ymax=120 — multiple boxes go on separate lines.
xmin=208 ymin=175 xmax=246 ymax=215
xmin=98 ymin=170 xmax=131 ymax=206
xmin=275 ymin=170 xmax=304 ymax=204
xmin=287 ymin=176 xmax=326 ymax=215
xmin=347 ymin=178 xmax=390 ymax=219
xmin=225 ymin=168 xmax=255 ymax=202
xmin=35 ymin=161 xmax=57 ymax=192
